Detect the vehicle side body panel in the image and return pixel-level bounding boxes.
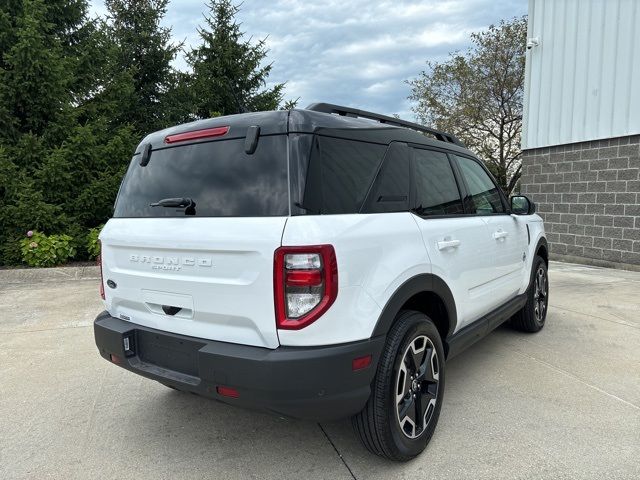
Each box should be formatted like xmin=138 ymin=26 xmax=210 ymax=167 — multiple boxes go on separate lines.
xmin=278 ymin=212 xmax=428 ymax=346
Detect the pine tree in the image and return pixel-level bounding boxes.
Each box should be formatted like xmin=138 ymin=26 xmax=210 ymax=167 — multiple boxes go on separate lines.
xmin=187 ymin=0 xmax=284 ymax=118
xmin=0 ymin=0 xmax=293 ymax=265
xmin=0 ymin=0 xmax=71 ymax=141
xmin=103 ymin=0 xmax=181 ymax=133
xmin=0 ymin=0 xmax=139 ymax=265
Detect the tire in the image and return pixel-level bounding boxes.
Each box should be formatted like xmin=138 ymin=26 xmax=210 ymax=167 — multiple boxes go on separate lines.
xmin=511 ymin=255 xmax=549 ymax=333
xmin=352 ymin=310 xmax=445 ymax=461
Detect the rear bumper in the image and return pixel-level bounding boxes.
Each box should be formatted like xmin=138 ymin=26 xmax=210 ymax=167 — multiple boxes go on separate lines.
xmin=94 ymin=311 xmax=385 ymax=421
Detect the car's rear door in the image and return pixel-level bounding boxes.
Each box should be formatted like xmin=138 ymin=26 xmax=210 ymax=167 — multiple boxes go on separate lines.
xmin=100 ymin=133 xmax=289 ymax=349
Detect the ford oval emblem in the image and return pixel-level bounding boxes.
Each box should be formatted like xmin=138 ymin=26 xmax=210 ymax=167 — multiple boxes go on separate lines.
xmin=106 ymin=279 xmax=117 ymax=289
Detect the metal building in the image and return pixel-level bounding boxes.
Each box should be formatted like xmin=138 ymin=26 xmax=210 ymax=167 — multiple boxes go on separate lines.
xmin=521 ymin=0 xmax=640 ymax=269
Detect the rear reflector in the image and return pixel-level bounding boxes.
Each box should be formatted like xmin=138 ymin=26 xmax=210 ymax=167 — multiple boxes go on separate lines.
xmin=216 ymin=386 xmax=240 ymax=398
xmin=164 ymin=126 xmax=229 ymax=144
xmin=352 ymin=355 xmax=372 ymax=371
xmin=110 ymin=354 xmax=123 ymax=364
xmin=98 ymin=245 xmax=105 ymax=300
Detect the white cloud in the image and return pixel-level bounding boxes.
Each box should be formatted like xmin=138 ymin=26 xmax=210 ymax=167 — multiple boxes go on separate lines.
xmin=89 ymin=0 xmax=527 ymax=120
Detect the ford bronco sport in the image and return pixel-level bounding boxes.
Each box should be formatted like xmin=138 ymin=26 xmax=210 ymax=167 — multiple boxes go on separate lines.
xmin=94 ymin=103 xmax=549 ymax=461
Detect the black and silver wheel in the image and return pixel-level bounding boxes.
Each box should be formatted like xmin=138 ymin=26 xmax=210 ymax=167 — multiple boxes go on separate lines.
xmin=352 ymin=310 xmax=445 ymax=461
xmin=512 ymin=255 xmax=549 ymax=332
xmin=395 ymin=335 xmax=440 ymax=439
xmin=532 ymin=263 xmax=548 ymax=322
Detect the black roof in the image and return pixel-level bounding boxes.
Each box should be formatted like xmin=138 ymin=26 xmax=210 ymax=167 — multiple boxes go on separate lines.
xmin=135 ymin=104 xmax=472 ymax=157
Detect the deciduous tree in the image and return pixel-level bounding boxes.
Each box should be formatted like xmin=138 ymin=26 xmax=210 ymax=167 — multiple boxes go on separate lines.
xmin=408 ymin=17 xmax=527 ymax=194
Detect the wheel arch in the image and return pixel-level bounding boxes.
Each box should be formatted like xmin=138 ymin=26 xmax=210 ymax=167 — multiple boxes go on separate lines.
xmin=535 ymin=236 xmax=548 ymax=265
xmin=371 ymin=274 xmax=457 ymax=354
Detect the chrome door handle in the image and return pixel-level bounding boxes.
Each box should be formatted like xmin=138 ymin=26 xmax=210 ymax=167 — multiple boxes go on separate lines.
xmin=437 ymin=239 xmax=461 ymax=250
xmin=493 ymin=230 xmax=509 ymax=240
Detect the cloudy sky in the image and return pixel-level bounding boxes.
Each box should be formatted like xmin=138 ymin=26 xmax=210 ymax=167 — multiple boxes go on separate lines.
xmin=89 ymin=0 xmax=527 ymax=120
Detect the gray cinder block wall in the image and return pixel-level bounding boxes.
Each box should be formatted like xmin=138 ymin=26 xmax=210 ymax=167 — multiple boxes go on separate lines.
xmin=520 ymin=135 xmax=640 ymax=269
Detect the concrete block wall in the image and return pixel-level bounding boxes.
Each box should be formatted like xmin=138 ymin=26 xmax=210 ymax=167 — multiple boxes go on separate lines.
xmin=520 ymin=135 xmax=640 ymax=268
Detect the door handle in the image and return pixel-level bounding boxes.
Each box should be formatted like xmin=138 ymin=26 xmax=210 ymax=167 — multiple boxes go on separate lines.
xmin=493 ymin=230 xmax=509 ymax=240
xmin=437 ymin=239 xmax=461 ymax=250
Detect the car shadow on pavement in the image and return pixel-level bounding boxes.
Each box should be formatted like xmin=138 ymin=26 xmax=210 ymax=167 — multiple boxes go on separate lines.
xmin=118 ymin=324 xmax=525 ymax=477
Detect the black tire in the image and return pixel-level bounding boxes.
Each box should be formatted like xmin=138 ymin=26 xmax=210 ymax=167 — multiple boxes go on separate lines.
xmin=352 ymin=310 xmax=445 ymax=461
xmin=511 ymin=255 xmax=549 ymax=332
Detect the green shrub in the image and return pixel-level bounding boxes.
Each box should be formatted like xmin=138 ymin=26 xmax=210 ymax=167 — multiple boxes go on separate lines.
xmin=0 ymin=235 xmax=24 ymax=266
xmin=66 ymin=223 xmax=89 ymax=260
xmin=86 ymin=225 xmax=103 ymax=260
xmin=20 ymin=231 xmax=76 ymax=267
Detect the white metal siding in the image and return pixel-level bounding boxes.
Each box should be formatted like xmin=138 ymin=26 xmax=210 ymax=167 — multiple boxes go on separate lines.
xmin=523 ymin=0 xmax=640 ymax=149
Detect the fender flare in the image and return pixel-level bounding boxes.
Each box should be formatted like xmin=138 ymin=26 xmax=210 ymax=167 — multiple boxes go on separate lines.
xmin=371 ymin=273 xmax=457 ymax=339
xmin=534 ymin=236 xmax=548 ymax=263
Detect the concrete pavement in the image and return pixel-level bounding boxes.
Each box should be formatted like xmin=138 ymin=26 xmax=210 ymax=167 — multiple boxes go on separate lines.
xmin=1 ymin=262 xmax=639 ymax=479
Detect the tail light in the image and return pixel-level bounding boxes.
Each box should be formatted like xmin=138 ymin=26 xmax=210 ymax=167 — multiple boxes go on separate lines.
xmin=216 ymin=386 xmax=240 ymax=398
xmin=274 ymin=245 xmax=338 ymax=330
xmin=98 ymin=240 xmax=105 ymax=300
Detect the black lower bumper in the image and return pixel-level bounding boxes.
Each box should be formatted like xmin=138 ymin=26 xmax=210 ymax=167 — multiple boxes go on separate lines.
xmin=94 ymin=311 xmax=385 ymax=421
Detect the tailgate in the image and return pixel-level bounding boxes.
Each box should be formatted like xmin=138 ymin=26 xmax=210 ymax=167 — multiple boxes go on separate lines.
xmin=100 ymin=217 xmax=286 ymax=348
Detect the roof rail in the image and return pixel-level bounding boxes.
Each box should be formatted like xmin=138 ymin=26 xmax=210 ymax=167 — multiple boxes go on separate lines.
xmin=305 ymin=102 xmax=465 ymax=147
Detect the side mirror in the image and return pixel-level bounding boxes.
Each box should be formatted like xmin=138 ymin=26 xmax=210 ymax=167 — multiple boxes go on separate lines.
xmin=510 ymin=195 xmax=536 ymax=215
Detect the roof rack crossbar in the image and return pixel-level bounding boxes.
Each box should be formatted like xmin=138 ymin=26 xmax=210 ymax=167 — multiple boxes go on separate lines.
xmin=305 ymin=102 xmax=465 ymax=147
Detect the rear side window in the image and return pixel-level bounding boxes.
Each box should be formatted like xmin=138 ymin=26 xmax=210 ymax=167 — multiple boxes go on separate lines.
xmin=114 ymin=136 xmax=289 ymax=217
xmin=412 ymin=148 xmax=464 ymax=216
xmin=299 ymin=136 xmax=386 ymax=214
xmin=455 ymin=155 xmax=505 ymax=214
xmin=362 ymin=142 xmax=410 ymax=213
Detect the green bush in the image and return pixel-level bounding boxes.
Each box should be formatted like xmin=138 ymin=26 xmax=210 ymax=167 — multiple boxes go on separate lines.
xmin=86 ymin=225 xmax=103 ymax=260
xmin=66 ymin=223 xmax=89 ymax=260
xmin=20 ymin=231 xmax=76 ymax=268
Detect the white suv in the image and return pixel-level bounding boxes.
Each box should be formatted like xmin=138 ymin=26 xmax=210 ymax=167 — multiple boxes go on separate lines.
xmin=94 ymin=103 xmax=549 ymax=461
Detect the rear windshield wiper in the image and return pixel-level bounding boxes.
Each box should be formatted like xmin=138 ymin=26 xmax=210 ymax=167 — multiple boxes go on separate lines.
xmin=150 ymin=197 xmax=194 ymax=208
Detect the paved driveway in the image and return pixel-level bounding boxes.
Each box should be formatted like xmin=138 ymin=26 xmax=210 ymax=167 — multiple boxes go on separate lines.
xmin=1 ymin=262 xmax=639 ymax=479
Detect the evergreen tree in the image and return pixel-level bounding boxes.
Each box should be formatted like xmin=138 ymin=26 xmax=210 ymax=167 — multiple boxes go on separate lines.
xmin=0 ymin=0 xmax=70 ymax=141
xmin=0 ymin=0 xmax=139 ymax=265
xmin=187 ymin=0 xmax=284 ymax=118
xmin=0 ymin=0 xmax=293 ymax=265
xmin=103 ymin=0 xmax=181 ymax=133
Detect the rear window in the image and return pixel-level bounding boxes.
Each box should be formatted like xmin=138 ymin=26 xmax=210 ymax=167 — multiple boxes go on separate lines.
xmin=114 ymin=136 xmax=289 ymax=217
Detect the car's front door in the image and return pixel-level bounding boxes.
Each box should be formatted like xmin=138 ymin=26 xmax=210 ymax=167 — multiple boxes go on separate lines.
xmin=453 ymin=155 xmax=528 ymax=306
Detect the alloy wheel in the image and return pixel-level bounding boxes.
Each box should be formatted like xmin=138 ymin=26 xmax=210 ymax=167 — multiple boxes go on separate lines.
xmin=395 ymin=335 xmax=440 ymax=439
xmin=533 ymin=266 xmax=548 ymax=322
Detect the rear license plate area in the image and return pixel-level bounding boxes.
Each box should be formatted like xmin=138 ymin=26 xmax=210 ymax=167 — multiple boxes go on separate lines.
xmin=136 ymin=330 xmax=205 ymax=377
